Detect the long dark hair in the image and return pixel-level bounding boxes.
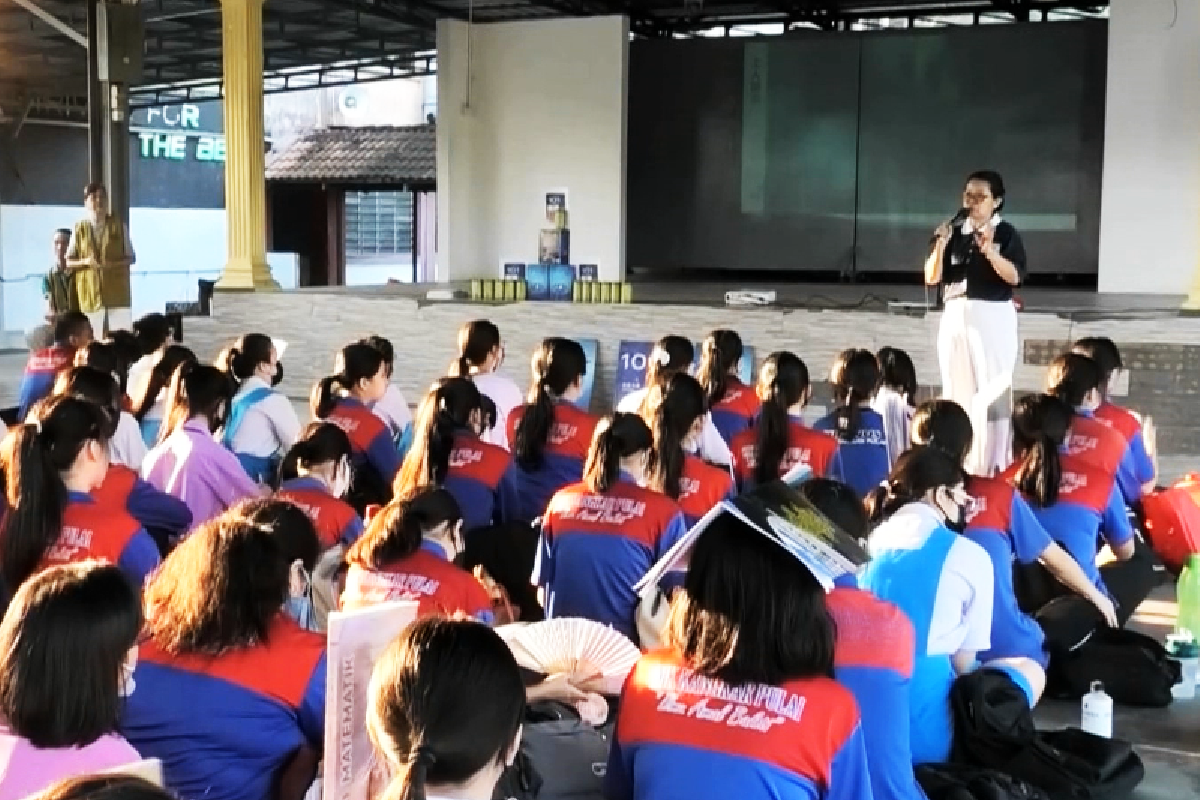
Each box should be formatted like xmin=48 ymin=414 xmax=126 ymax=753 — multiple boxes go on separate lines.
xmin=311 ymin=343 xmax=387 ymax=419
xmin=583 ymin=413 xmax=652 ymax=494
xmin=278 ymin=421 xmax=354 ymax=485
xmin=346 ymin=487 xmax=462 ymax=570
xmin=866 ymin=445 xmax=964 ymax=524
xmin=646 ymin=373 xmax=705 ymax=499
xmin=754 ymin=352 xmax=810 ymax=486
xmin=131 ymin=344 xmax=197 ymax=422
xmin=1045 ymin=353 xmax=1102 ymax=409
xmin=395 ymin=378 xmax=483 ymax=494
xmin=133 ymin=313 xmax=173 ymax=356
xmin=877 ymin=346 xmax=917 ymax=403
xmin=0 ymin=396 xmax=114 ymax=590
xmin=451 ymin=320 xmax=502 ymax=377
xmin=0 ymin=562 xmax=141 ymax=748
xmin=1012 ymin=393 xmax=1072 ymax=508
xmin=696 ymin=329 xmax=743 ymax=410
xmin=513 ymin=338 xmax=587 ymax=470
xmin=53 ymin=366 xmax=122 ymax=420
xmin=911 ymin=399 xmax=973 ymax=466
xmin=1072 ymin=337 xmax=1122 ymax=394
xmin=644 ymin=335 xmax=694 ymax=390
xmin=231 ymin=498 xmax=321 ymax=574
xmin=368 ymin=618 xmax=524 ymax=800
xmin=829 ymin=348 xmax=880 ymax=443
xmin=75 ymin=342 xmax=130 ymax=395
xmin=159 ymin=363 xmax=233 ymax=441
xmin=219 ymin=333 xmax=274 ymax=384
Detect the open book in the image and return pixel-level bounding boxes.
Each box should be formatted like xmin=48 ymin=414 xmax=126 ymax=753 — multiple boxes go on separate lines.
xmin=635 ymin=480 xmax=868 ymax=594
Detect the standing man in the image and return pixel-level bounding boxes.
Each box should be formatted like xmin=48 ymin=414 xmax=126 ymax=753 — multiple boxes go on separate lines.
xmin=66 ymin=183 xmax=136 ymax=334
xmin=27 ymin=229 xmax=79 ymax=350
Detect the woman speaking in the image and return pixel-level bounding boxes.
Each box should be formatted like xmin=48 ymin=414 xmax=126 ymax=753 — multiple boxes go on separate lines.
xmin=925 ymin=170 xmax=1026 ymax=477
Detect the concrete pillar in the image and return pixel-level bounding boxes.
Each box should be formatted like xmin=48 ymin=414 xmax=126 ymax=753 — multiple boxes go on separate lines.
xmin=216 ymin=0 xmax=277 ymax=290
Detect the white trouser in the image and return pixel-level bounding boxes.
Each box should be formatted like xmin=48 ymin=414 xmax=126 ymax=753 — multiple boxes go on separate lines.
xmin=85 ymin=307 xmax=133 ymax=335
xmin=938 ymin=297 xmax=1018 ymax=477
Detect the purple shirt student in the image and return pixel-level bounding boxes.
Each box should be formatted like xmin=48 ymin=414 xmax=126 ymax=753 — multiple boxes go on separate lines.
xmin=142 ymin=419 xmax=261 ymax=527
xmin=0 ymin=725 xmax=140 ymax=800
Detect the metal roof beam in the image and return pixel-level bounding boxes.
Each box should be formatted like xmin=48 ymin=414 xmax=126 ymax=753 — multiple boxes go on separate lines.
xmin=10 ymin=0 xmax=88 ymax=48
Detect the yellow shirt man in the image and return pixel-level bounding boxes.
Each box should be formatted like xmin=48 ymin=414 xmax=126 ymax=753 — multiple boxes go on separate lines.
xmin=66 ymin=184 xmax=135 ymax=332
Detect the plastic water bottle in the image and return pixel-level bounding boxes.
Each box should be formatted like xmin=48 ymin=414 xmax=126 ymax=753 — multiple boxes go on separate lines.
xmin=1081 ymin=681 xmax=1113 ymax=738
xmin=1177 ymin=555 xmax=1200 ymax=640
xmin=1167 ymin=631 xmax=1199 ymax=700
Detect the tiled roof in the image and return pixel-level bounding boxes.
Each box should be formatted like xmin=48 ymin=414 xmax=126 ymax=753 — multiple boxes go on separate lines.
xmin=265 ymin=124 xmax=435 ymax=185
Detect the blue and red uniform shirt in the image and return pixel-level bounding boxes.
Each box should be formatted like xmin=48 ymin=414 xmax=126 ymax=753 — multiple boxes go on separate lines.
xmin=730 ymin=417 xmax=842 ymax=493
xmin=325 ymin=397 xmax=402 ymax=487
xmin=506 ymin=402 xmax=599 ymax=523
xmin=17 ymin=344 xmax=74 ymax=420
xmin=38 ymin=492 xmax=161 ymax=586
xmin=814 ymin=409 xmax=891 ymax=499
xmin=964 ymin=476 xmax=1053 ymax=667
xmin=92 ymin=464 xmax=193 ymax=541
xmin=277 ymin=476 xmax=364 ymax=549
xmin=1094 ymin=402 xmax=1155 ymax=503
xmin=341 ymin=541 xmax=493 ymax=623
xmin=120 ymin=615 xmax=326 ymax=800
xmin=536 ymin=480 xmax=688 ymax=643
xmin=673 ymin=455 xmax=735 ymax=527
xmin=440 ymin=431 xmax=523 ymax=532
xmin=607 ymin=649 xmax=873 ymax=800
xmin=708 ymin=377 xmax=761 ymax=445
xmin=829 ymin=584 xmax=927 ymax=800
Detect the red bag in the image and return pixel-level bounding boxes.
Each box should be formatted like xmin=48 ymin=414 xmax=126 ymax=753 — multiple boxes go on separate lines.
xmin=1141 ymin=474 xmax=1200 ymax=573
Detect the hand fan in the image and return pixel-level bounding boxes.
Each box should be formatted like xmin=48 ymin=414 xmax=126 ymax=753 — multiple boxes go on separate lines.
xmin=497 ymin=618 xmax=641 ymax=696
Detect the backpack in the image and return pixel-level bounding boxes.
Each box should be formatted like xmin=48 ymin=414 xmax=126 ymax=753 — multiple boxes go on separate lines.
xmin=1141 ymin=477 xmax=1200 ymax=575
xmin=493 ymin=701 xmax=612 ymax=800
xmin=916 ymin=763 xmax=1050 ymax=800
xmin=950 ymin=668 xmax=1145 ymax=800
xmin=1045 ymin=627 xmax=1180 ymax=707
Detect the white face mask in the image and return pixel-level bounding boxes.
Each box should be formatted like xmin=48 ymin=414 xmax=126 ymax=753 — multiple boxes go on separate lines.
xmin=329 ymin=459 xmax=352 ymax=498
xmin=119 ymin=652 xmax=137 ymax=697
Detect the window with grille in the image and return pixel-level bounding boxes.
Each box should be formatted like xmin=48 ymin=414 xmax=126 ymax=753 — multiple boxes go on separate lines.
xmin=344 ymin=191 xmax=413 ymax=257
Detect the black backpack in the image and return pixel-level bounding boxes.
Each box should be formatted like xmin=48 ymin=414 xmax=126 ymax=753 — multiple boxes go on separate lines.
xmin=916 ymin=763 xmax=1050 ymax=800
xmin=493 ymin=701 xmax=612 ymax=800
xmin=1045 ymin=627 xmax=1180 ymax=708
xmin=950 ymin=668 xmax=1144 ymax=800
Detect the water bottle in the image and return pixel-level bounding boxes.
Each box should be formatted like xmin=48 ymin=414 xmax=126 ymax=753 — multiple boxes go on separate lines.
xmin=1177 ymin=555 xmax=1200 ymax=640
xmin=1081 ymin=681 xmax=1113 ymax=738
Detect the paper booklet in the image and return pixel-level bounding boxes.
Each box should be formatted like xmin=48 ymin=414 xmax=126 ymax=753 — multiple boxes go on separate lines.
xmin=99 ymin=758 xmax=164 ymax=786
xmin=634 ymin=480 xmax=869 ymax=594
xmin=322 ymin=600 xmax=420 ymax=800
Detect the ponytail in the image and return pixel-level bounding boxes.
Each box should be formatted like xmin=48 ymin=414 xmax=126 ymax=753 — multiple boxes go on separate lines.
xmin=131 ymin=345 xmax=196 ymax=423
xmin=646 ymin=374 xmax=705 ymax=499
xmin=451 ymin=354 xmax=472 ymax=379
xmin=513 ymin=338 xmax=587 ymax=470
xmin=584 ymin=413 xmax=652 ymax=494
xmin=451 ymin=320 xmax=502 ymax=378
xmin=866 ymin=445 xmax=962 ymax=525
xmin=311 ymin=343 xmax=386 ymax=420
xmin=1012 ymin=393 xmax=1071 ymax=508
xmin=754 ymin=352 xmax=809 ymax=486
xmin=345 ymin=486 xmax=462 ymax=570
xmin=384 ymin=748 xmax=437 ymax=800
xmin=160 ymin=363 xmax=231 ymax=442
xmin=644 ymin=335 xmax=694 ymax=390
xmin=830 ymin=348 xmax=880 ymax=443
xmin=696 ymin=330 xmax=743 ymax=411
xmin=395 ymin=378 xmax=482 ymax=494
xmin=278 ymin=422 xmax=354 ymax=486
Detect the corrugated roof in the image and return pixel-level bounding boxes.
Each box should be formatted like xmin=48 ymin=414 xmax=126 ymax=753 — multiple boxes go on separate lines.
xmin=265 ymin=124 xmax=435 ymax=185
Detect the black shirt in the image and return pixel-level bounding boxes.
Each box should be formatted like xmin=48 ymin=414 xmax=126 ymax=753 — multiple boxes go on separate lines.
xmin=940 ymin=220 xmax=1027 ymax=302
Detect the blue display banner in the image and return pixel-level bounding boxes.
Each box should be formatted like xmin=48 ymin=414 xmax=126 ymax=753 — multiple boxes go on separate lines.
xmin=574 ymin=338 xmax=599 ymax=412
xmin=615 ymin=340 xmax=654 ymax=407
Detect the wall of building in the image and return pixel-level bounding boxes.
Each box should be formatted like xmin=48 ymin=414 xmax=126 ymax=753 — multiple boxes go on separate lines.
xmin=436 ymin=17 xmax=629 ymax=281
xmin=1098 ymin=0 xmax=1200 ymax=294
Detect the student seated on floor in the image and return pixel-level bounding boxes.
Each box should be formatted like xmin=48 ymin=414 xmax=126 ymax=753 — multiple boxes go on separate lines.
xmin=17 ymin=312 xmax=92 ymax=421
xmin=815 ymin=348 xmax=890 ymax=499
xmin=696 ymin=329 xmax=760 ymax=446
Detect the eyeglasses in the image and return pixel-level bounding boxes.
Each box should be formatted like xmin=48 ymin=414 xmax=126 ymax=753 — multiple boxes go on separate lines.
xmin=963 ymin=192 xmax=992 ymax=203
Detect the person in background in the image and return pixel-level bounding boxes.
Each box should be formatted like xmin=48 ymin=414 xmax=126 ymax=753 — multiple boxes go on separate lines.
xmin=65 ymin=184 xmax=135 ymax=335
xmin=277 ymin=422 xmax=364 ymax=550
xmin=43 ymin=228 xmax=78 ymax=319
xmin=311 ymin=342 xmax=398 ymax=514
xmin=450 ymin=320 xmax=523 ymax=451
xmin=120 ymin=513 xmax=326 ymax=800
xmin=606 ymin=511 xmax=872 ymax=800
xmin=127 ymin=313 xmax=174 ymax=396
xmin=75 ymin=341 xmax=133 ymax=402
xmin=363 ymin=335 xmax=415 ymax=460
xmin=342 ymin=486 xmax=492 ymax=622
xmin=31 ymin=776 xmax=173 ymax=800
xmin=18 ymin=311 xmax=93 ymax=420
xmin=508 ymin=337 xmax=599 ymax=524
xmin=874 ymin=346 xmax=918 ymax=469
xmin=142 ymin=363 xmax=261 ymax=526
xmin=696 ymin=329 xmax=759 ymax=445
xmin=0 ymin=396 xmax=159 ymax=592
xmin=643 ymin=373 xmax=734 ymax=526
xmin=56 ymin=364 xmax=145 ymax=471
xmin=230 ymin=499 xmax=322 ymax=632
xmin=395 ymin=377 xmax=521 ymax=534
xmin=816 ymin=348 xmax=890 ymax=498
xmin=618 ymin=334 xmax=732 ymax=468
xmin=0 ymin=563 xmax=142 ymax=800
xmin=1071 ymin=337 xmax=1156 ymax=500
xmin=367 ymin=618 xmax=525 ymax=800
xmin=799 ymin=477 xmax=927 ymax=800
xmin=731 ymin=351 xmax=840 ymax=492
xmin=218 ymin=333 xmax=300 ymax=483
xmin=536 ymin=413 xmax=687 ymax=643
xmin=129 ymin=344 xmax=196 ymax=447
xmin=863 ymin=446 xmax=1002 ymax=765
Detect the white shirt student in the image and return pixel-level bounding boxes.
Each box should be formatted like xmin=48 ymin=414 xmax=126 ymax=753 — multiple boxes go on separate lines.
xmin=372 ymin=383 xmax=414 ymax=454
xmin=472 ymin=371 xmax=524 ymax=450
xmin=226 ymin=376 xmax=301 ymax=463
xmin=617 ymin=386 xmax=734 ymax=469
xmin=110 ymin=410 xmax=149 ymax=471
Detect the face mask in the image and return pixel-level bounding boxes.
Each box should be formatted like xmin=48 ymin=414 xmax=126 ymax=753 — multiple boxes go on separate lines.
xmin=284 ymin=594 xmax=318 ymax=632
xmin=936 ymin=486 xmax=969 ymax=534
xmin=330 ymin=460 xmax=352 ymax=499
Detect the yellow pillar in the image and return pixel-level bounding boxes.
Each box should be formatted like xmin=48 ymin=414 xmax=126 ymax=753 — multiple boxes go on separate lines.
xmin=216 ymin=0 xmax=278 ymax=290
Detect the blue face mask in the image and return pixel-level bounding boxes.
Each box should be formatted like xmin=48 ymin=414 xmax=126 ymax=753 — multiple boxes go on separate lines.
xmin=284 ymin=593 xmax=318 ymax=632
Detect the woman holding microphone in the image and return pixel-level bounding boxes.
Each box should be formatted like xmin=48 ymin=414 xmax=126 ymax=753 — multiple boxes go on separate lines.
xmin=925 ymin=170 xmax=1027 ymax=477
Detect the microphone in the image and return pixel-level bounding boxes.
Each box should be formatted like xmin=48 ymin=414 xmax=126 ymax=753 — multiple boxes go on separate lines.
xmin=930 ymin=208 xmax=969 ymax=245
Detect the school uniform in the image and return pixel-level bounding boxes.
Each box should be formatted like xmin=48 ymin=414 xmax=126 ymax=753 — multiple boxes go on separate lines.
xmin=142 ymin=419 xmax=262 ymax=527
xmin=861 ymin=502 xmax=994 ymax=765
xmin=40 ymin=491 xmax=161 ymax=586
xmin=673 ymin=455 xmax=735 ymax=527
xmin=535 ymin=479 xmax=688 ymax=643
xmin=871 ymin=386 xmax=914 ymax=469
xmin=16 ymin=343 xmax=74 ymax=420
xmin=324 ymin=397 xmax=402 ymax=490
xmin=371 ymin=383 xmax=415 ymax=460
xmin=472 ymin=372 xmax=524 ymax=450
xmin=937 ymin=214 xmax=1026 ymax=477
xmin=708 ymin=377 xmax=761 ymax=445
xmin=139 ymin=394 xmax=167 ymax=446
xmin=617 ymin=387 xmax=734 ymax=468
xmin=1090 ymin=403 xmax=1155 ymax=504
xmin=964 ymin=476 xmax=1054 ymax=667
xmin=438 ymin=431 xmax=523 ymax=533
xmin=110 ymin=410 xmax=148 ymax=471
xmin=730 ymin=417 xmax=841 ymax=493
xmin=277 ymin=476 xmax=364 ymax=549
xmin=93 ymin=464 xmax=194 ymax=543
xmin=607 ymin=649 xmax=873 ymax=800
xmin=119 ymin=615 xmax=326 ymax=800
xmin=223 ymin=376 xmax=301 ymax=483
xmin=814 ymin=408 xmax=890 ymax=499
xmin=342 ymin=540 xmax=494 ymax=623
xmin=505 ymin=402 xmax=600 ymax=523
xmin=829 ymin=582 xmax=928 ymax=800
